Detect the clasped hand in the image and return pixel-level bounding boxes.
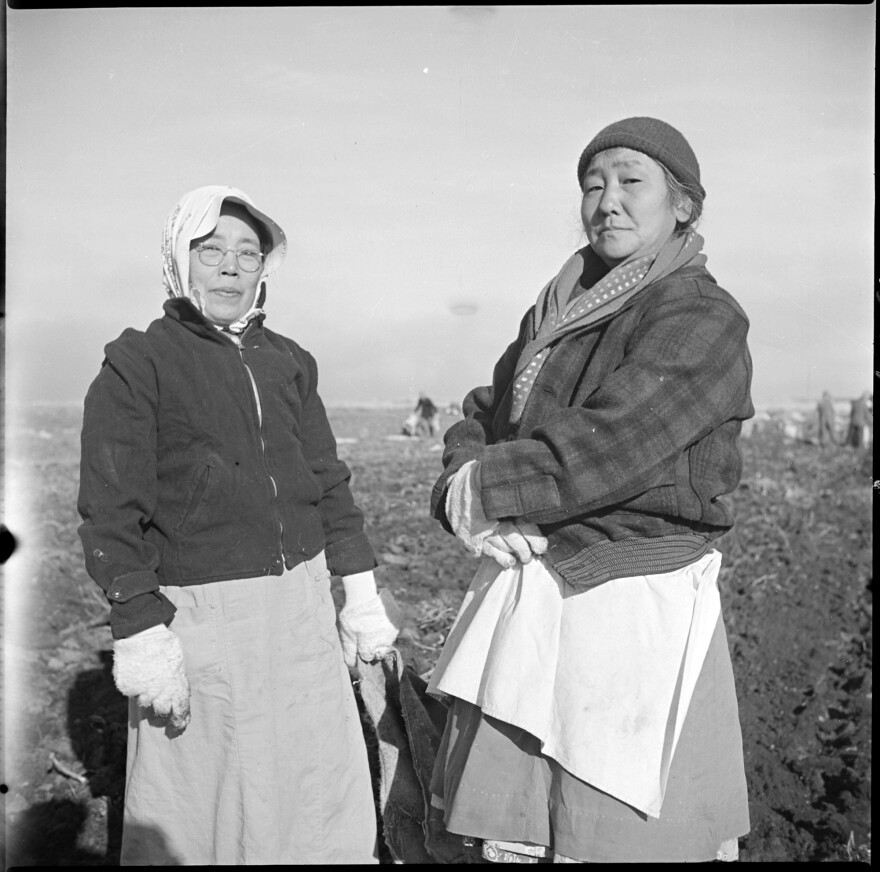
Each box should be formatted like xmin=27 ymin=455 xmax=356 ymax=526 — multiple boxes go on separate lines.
xmin=483 ymin=519 xmax=548 ymax=567
xmin=446 ymin=461 xmax=548 ymax=568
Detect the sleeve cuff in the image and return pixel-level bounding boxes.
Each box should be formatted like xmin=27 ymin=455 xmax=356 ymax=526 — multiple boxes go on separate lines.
xmin=110 ymin=591 xmax=176 ymax=640
xmin=324 ymin=532 xmax=378 ymax=577
xmin=107 ymin=569 xmax=160 ymax=603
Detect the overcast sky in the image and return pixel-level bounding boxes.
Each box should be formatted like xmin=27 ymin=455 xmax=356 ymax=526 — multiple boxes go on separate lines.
xmin=5 ymin=5 xmax=875 ymax=411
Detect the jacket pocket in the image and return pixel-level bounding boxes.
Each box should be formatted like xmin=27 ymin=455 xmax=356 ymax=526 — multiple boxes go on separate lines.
xmin=175 ymin=462 xmax=215 ymax=534
xmin=288 ymin=441 xmax=324 ymax=506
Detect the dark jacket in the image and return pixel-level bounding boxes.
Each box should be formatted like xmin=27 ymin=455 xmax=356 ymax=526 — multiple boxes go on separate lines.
xmin=78 ymin=299 xmax=376 ymax=638
xmin=431 ymin=263 xmax=754 ymax=588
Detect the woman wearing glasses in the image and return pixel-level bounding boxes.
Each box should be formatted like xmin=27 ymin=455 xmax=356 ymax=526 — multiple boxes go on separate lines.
xmin=77 ymin=186 xmax=399 ymax=864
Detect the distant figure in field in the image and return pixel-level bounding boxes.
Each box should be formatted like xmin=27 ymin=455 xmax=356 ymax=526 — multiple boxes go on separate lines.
xmin=415 ymin=392 xmax=440 ymax=437
xmin=401 ymin=412 xmax=420 ymax=437
xmin=816 ymin=391 xmax=838 ymax=447
xmin=845 ymin=391 xmax=872 ymax=449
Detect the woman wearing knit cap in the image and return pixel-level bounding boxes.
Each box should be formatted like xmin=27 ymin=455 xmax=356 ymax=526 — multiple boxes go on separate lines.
xmin=77 ymin=186 xmax=401 ymax=864
xmin=426 ymin=118 xmax=753 ymax=862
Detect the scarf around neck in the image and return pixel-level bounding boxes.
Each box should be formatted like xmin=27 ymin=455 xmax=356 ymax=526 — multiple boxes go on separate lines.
xmin=509 ymin=231 xmax=707 ymax=425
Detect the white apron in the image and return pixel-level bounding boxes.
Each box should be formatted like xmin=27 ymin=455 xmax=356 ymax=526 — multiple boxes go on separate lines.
xmin=427 ymin=550 xmax=722 ymax=818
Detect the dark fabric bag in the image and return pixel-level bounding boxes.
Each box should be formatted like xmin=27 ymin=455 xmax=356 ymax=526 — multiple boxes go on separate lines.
xmin=356 ymin=649 xmax=483 ymax=863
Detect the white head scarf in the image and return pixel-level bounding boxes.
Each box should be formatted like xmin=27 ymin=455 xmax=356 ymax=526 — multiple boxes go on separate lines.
xmin=161 ymin=185 xmax=288 ymax=333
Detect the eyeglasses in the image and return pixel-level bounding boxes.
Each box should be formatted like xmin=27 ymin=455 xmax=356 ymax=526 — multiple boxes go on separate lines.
xmin=195 ymin=244 xmax=264 ymax=273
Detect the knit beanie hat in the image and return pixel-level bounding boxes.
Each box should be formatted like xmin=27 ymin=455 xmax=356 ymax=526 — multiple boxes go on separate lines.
xmin=576 ymin=117 xmax=705 ymax=199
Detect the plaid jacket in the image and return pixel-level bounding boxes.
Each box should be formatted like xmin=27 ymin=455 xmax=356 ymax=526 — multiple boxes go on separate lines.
xmin=431 ymin=263 xmax=754 ymax=589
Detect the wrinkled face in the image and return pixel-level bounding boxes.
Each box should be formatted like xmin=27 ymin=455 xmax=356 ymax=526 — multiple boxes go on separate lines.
xmin=580 ymin=148 xmax=689 ymax=268
xmin=189 ymin=204 xmax=264 ymax=327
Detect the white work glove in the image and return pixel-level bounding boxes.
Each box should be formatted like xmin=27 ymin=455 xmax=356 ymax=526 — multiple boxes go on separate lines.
xmin=483 ymin=520 xmax=548 ymax=564
xmin=445 ymin=461 xmax=500 ymax=558
xmin=338 ymin=572 xmax=403 ymax=669
xmin=113 ymin=624 xmax=191 ymax=731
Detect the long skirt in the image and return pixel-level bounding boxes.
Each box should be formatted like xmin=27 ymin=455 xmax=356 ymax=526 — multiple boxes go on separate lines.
xmin=430 ymin=616 xmax=750 ymax=863
xmin=120 ymin=553 xmax=378 ymax=865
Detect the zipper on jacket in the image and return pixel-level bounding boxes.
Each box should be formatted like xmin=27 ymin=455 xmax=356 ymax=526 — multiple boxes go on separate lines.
xmin=238 ymin=345 xmax=285 ymax=569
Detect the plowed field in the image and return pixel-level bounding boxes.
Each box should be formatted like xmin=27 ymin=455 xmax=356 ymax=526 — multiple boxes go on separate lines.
xmin=2 ymin=405 xmax=871 ymax=864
